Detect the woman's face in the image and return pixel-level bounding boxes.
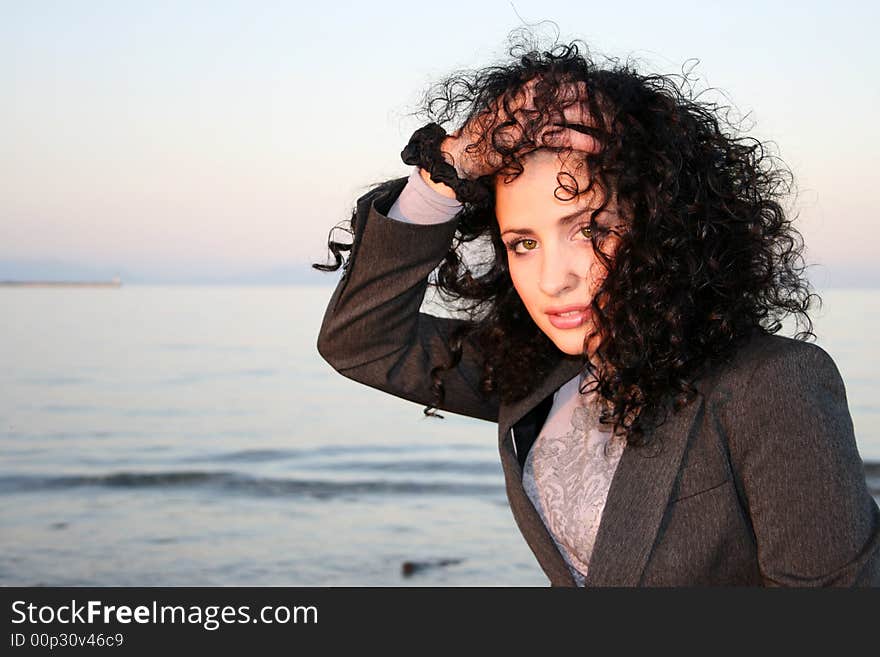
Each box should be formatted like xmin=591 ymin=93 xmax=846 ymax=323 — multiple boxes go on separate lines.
xmin=494 ymin=150 xmax=621 ymax=356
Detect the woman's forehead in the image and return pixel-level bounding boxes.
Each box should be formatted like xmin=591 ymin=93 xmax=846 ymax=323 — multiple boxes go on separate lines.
xmin=497 ymin=149 xmax=586 ymax=188
xmin=494 ymin=151 xmax=598 ymax=217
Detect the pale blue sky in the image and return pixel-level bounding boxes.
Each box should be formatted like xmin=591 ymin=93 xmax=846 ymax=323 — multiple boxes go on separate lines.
xmin=2 ymin=0 xmax=878 ymax=285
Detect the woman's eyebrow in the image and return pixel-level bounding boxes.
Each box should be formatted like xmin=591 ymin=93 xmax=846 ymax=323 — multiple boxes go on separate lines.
xmin=500 ymin=207 xmax=591 ymax=237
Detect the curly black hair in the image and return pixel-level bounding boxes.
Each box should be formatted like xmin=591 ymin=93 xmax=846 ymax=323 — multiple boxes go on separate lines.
xmin=315 ymin=33 xmax=817 ymax=445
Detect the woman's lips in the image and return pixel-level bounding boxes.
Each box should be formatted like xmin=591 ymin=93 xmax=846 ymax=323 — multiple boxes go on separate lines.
xmin=546 ymin=305 xmax=591 ymax=329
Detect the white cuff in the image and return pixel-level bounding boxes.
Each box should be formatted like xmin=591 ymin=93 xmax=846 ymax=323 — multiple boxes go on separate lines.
xmin=387 ymin=167 xmax=463 ymax=224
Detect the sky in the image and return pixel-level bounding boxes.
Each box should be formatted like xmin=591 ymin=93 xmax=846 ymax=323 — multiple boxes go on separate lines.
xmin=1 ymin=0 xmax=878 ymax=285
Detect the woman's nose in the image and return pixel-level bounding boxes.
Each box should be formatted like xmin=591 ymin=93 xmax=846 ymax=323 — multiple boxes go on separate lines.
xmin=538 ymin=250 xmax=581 ymax=296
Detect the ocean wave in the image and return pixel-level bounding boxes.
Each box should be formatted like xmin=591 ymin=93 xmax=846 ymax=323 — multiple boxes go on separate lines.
xmin=315 ymin=460 xmax=499 ymax=475
xmin=0 ymin=470 xmax=500 ymax=498
xmin=186 ymin=443 xmax=487 ymax=463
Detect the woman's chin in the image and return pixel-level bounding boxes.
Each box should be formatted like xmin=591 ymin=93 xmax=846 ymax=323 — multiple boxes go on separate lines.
xmin=538 ymin=318 xmax=603 ymax=357
xmin=545 ymin=327 xmax=591 ymax=357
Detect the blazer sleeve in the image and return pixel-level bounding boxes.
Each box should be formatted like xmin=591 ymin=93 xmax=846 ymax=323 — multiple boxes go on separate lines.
xmin=722 ymin=340 xmax=880 ymax=586
xmin=316 ymin=177 xmax=500 ymax=423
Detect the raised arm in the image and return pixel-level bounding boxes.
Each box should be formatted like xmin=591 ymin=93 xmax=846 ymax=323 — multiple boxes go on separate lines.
xmin=316 ymin=175 xmax=500 ymax=423
xmin=317 ymin=82 xmax=600 ymax=422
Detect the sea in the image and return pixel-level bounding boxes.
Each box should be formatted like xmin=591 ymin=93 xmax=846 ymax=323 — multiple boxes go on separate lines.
xmin=1 ymin=284 xmax=878 ymax=586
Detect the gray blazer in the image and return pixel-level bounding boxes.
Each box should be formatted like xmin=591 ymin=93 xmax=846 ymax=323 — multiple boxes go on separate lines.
xmin=317 ymin=177 xmax=880 ymax=586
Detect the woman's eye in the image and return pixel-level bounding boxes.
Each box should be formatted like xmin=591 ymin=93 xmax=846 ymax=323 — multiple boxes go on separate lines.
xmin=506 ymin=238 xmax=538 ymax=254
xmin=516 ymin=239 xmax=537 ymax=253
xmin=579 ymin=225 xmax=593 ymax=239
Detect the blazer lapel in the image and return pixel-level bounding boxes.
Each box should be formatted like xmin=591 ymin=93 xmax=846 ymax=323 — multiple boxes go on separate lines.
xmin=496 ymin=354 xmax=587 ymax=586
xmin=583 ymin=392 xmax=707 ymax=586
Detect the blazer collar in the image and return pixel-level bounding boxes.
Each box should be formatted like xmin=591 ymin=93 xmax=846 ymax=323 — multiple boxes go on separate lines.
xmin=498 ymin=354 xmax=585 ymax=439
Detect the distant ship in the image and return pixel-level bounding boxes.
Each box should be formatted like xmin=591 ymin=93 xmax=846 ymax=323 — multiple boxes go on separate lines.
xmin=0 ymin=275 xmax=122 ymax=288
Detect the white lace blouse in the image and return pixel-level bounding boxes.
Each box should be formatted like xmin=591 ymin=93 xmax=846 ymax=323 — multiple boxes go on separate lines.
xmin=522 ymin=373 xmax=626 ymax=586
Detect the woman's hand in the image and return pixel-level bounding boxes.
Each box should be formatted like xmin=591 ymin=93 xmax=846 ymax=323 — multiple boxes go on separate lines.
xmin=420 ymin=78 xmax=600 ymax=198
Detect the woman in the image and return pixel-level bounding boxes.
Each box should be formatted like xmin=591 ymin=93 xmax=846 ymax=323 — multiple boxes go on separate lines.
xmin=315 ymin=38 xmax=880 ymax=586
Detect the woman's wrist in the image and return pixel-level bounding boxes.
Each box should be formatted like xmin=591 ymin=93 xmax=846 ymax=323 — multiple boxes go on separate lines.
xmin=418 ymin=166 xmax=458 ymax=199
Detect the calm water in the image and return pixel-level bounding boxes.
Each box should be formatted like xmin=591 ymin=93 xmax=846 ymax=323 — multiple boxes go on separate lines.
xmin=1 ymin=285 xmax=878 ymax=586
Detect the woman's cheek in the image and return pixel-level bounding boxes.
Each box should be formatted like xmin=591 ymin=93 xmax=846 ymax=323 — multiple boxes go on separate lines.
xmin=508 ymin=266 xmax=524 ymax=304
xmin=508 ymin=262 xmax=538 ymax=315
